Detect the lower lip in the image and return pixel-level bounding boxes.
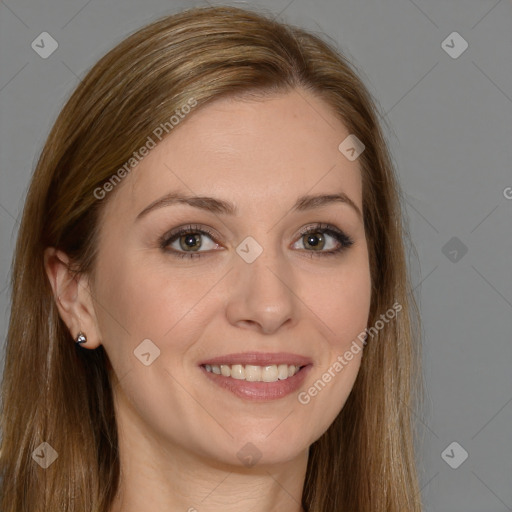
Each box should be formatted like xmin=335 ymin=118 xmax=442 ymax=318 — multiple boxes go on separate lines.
xmin=200 ymin=365 xmax=312 ymax=401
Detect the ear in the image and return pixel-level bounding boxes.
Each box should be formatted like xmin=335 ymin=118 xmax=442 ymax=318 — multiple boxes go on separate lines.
xmin=44 ymin=247 xmax=102 ymax=349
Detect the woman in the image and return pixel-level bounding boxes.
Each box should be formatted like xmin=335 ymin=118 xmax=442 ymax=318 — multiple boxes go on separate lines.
xmin=0 ymin=5 xmax=422 ymax=511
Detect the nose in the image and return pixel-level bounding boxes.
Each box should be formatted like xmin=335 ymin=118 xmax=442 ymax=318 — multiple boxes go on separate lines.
xmin=224 ymin=241 xmax=298 ymax=335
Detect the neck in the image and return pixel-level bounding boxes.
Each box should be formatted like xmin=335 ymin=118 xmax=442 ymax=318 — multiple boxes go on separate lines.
xmin=109 ymin=388 xmax=309 ymax=512
xmin=109 ymin=439 xmax=309 ymax=512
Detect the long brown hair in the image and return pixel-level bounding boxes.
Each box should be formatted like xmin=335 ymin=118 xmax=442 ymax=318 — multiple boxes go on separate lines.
xmin=0 ymin=5 xmax=422 ymax=511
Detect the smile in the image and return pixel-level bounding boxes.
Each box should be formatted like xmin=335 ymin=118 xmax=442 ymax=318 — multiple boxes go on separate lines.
xmin=202 ymin=363 xmax=302 ymax=382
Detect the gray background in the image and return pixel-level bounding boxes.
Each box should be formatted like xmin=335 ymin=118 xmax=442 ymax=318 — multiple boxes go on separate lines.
xmin=1 ymin=0 xmax=511 ymax=510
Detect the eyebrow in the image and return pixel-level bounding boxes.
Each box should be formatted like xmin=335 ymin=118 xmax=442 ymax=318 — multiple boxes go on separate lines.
xmin=136 ymin=191 xmax=362 ymax=220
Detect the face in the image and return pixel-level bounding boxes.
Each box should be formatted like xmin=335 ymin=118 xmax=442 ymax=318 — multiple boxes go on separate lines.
xmin=88 ymin=88 xmax=371 ymax=468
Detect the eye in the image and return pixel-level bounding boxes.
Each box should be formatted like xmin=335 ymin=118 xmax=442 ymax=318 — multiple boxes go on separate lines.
xmin=159 ymin=222 xmax=354 ymax=259
xmin=292 ymin=223 xmax=354 ymax=257
xmin=160 ymin=224 xmax=221 ymax=259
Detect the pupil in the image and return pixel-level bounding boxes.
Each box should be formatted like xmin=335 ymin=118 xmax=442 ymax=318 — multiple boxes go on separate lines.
xmin=182 ymin=233 xmax=201 ymax=250
xmin=306 ymin=233 xmax=323 ymax=250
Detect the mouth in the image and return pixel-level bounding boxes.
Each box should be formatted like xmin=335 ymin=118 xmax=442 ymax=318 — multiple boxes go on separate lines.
xmin=201 ymin=363 xmax=305 ymax=382
xmin=198 ymin=352 xmax=313 ymax=401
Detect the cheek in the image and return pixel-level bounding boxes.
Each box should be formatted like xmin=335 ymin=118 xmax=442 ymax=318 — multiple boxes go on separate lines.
xmin=298 ymin=266 xmax=370 ymax=444
xmin=302 ymin=255 xmax=372 ymax=348
xmin=90 ymin=249 xmax=178 ymax=374
xmin=300 ymin=350 xmax=362 ymax=446
xmin=296 ymin=250 xmax=370 ymax=435
xmin=92 ymin=249 xmax=219 ymax=362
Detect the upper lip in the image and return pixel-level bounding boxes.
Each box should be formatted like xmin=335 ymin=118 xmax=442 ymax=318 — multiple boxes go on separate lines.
xmin=199 ymin=352 xmax=312 ymax=367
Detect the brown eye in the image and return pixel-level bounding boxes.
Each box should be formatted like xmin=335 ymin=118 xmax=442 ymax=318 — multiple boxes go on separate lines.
xmin=302 ymin=232 xmax=326 ymax=251
xmin=160 ymin=224 xmax=221 ymax=259
xmin=293 ymin=224 xmax=354 ymax=257
xmin=178 ymin=232 xmax=203 ymax=251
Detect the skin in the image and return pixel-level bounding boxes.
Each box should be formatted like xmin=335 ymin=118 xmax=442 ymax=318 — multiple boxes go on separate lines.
xmin=45 ymin=88 xmax=372 ymax=512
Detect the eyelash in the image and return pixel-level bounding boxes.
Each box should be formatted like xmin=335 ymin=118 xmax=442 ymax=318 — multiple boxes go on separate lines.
xmin=159 ymin=223 xmax=354 ymax=260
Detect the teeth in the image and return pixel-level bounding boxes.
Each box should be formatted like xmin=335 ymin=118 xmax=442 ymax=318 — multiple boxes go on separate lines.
xmin=262 ymin=365 xmax=278 ymax=382
xmin=244 ymin=365 xmax=261 ymax=382
xmin=204 ymin=363 xmax=301 ymax=381
xmin=230 ymin=364 xmax=244 ymax=379
xmin=278 ymin=364 xmax=289 ymax=380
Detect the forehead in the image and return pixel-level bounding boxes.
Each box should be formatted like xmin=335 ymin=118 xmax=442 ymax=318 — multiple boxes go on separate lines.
xmin=103 ymin=89 xmax=363 ymax=220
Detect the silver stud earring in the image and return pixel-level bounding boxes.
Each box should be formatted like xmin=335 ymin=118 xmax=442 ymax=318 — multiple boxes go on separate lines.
xmin=75 ymin=331 xmax=87 ymax=345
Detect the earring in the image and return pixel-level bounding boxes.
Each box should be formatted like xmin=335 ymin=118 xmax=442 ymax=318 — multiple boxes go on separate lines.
xmin=75 ymin=331 xmax=87 ymax=345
